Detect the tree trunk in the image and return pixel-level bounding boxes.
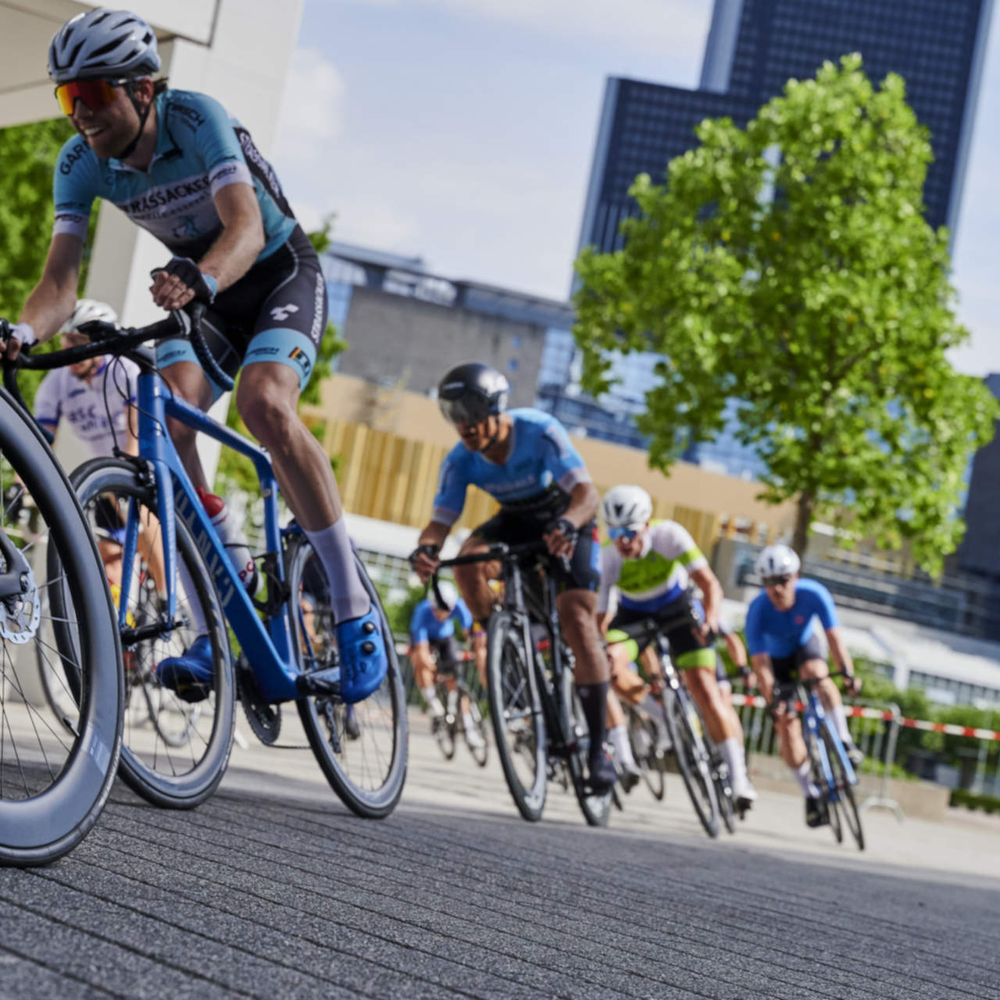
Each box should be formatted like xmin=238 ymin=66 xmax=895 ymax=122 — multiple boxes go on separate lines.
xmin=792 ymin=489 xmax=815 ymax=559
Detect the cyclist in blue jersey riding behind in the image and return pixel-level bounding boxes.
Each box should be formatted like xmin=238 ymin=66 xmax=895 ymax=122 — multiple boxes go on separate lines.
xmin=745 ymin=544 xmax=864 ymax=828
xmin=410 ymin=581 xmax=485 ymax=750
xmin=409 ymin=363 xmax=617 ymax=791
xmin=1 ymin=8 xmax=387 ymax=704
xmin=598 ymin=485 xmax=757 ymax=810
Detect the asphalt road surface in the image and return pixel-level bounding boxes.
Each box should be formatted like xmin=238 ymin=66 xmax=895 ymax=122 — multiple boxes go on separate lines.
xmin=2 ymin=709 xmax=998 ymax=1000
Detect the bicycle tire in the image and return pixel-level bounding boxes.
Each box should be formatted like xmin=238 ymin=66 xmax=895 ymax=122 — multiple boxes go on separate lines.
xmin=808 ymin=726 xmax=843 ymax=843
xmin=821 ymin=722 xmax=864 ymax=850
xmin=0 ymin=390 xmax=123 ymax=867
xmin=486 ymin=611 xmax=546 ymax=822
xmin=69 ymin=459 xmax=235 ymax=809
xmin=564 ymin=676 xmax=612 ymax=827
xmin=433 ymin=681 xmax=457 ymax=761
xmin=465 ymin=692 xmax=489 ymax=767
xmin=661 ymin=687 xmax=719 ymax=837
xmin=707 ymin=738 xmax=737 ymax=835
xmin=628 ymin=708 xmax=665 ymax=802
xmin=289 ymin=538 xmax=407 ymax=819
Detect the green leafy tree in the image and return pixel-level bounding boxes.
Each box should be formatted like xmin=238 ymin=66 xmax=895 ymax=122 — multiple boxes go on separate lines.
xmin=0 ymin=117 xmax=100 ymax=409
xmin=573 ymin=55 xmax=997 ymax=572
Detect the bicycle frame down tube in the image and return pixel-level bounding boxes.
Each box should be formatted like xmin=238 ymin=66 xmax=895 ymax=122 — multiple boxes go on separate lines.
xmin=804 ymin=690 xmax=839 ymax=796
xmin=130 ymin=371 xmax=298 ymax=703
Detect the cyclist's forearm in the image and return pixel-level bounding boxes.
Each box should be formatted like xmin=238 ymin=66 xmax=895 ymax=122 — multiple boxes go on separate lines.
xmin=751 ymin=654 xmax=774 ymax=700
xmin=826 ymin=628 xmax=854 ymax=675
xmin=19 ymin=276 xmax=77 ymax=343
xmin=199 ymin=218 xmax=264 ymax=293
xmin=418 ymin=521 xmax=450 ymax=549
xmin=561 ymin=482 xmax=600 ymax=527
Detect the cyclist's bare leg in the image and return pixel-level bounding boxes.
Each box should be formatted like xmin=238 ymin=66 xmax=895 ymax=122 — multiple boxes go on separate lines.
xmin=606 ymin=687 xmax=626 ymax=728
xmin=608 ymin=647 xmax=646 ymax=707
xmin=472 ymin=629 xmax=487 ymax=687
xmin=556 ymin=589 xmax=607 ymax=685
xmin=452 ymin=538 xmax=501 ymax=623
xmin=681 ymin=666 xmax=739 ymax=744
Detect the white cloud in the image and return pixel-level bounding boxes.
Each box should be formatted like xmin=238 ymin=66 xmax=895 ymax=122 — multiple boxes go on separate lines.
xmin=276 ymin=48 xmax=346 ymax=151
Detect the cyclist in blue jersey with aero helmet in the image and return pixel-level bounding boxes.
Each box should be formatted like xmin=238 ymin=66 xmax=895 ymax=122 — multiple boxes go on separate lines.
xmin=409 ymin=363 xmax=617 ymax=790
xmin=744 ymin=544 xmax=864 ymax=828
xmin=1 ymin=9 xmax=386 ymax=703
xmin=409 ymin=581 xmax=485 ymax=749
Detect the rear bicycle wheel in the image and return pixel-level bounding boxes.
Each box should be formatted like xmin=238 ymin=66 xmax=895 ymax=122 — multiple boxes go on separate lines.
xmin=69 ymin=459 xmax=235 ymax=809
xmin=628 ymin=708 xmax=665 ymax=802
xmin=0 ymin=391 xmax=122 ymax=867
xmin=288 ymin=538 xmax=407 ymax=819
xmin=564 ymin=675 xmax=612 ymax=827
xmin=486 ymin=611 xmax=546 ymax=822
xmin=662 ymin=687 xmax=719 ymax=837
xmin=821 ymin=723 xmax=864 ymax=850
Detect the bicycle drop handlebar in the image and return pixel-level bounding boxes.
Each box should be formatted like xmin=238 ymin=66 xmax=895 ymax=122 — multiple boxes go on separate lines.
xmin=1 ymin=302 xmax=235 ymax=412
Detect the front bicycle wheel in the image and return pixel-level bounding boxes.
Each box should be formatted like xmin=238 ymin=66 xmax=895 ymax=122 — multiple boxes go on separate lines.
xmin=662 ymin=687 xmax=719 ymax=837
xmin=628 ymin=708 xmax=665 ymax=802
xmin=69 ymin=459 xmax=235 ymax=809
xmin=463 ymin=686 xmax=489 ymax=767
xmin=433 ymin=682 xmax=457 ymax=761
xmin=288 ymin=538 xmax=407 ymax=819
xmin=564 ymin=675 xmax=612 ymax=827
xmin=486 ymin=611 xmax=546 ymax=822
xmin=0 ymin=391 xmax=122 ymax=867
xmin=821 ymin=723 xmax=864 ymax=850
xmin=809 ymin=726 xmax=843 ymax=843
xmin=706 ymin=739 xmax=737 ymax=835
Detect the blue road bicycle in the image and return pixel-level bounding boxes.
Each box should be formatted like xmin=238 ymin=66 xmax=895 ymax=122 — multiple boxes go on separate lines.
xmin=774 ymin=673 xmax=864 ymax=850
xmin=7 ymin=308 xmax=407 ymax=818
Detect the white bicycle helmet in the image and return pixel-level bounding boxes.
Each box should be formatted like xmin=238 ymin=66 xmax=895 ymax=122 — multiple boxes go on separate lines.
xmin=602 ymin=485 xmax=653 ymax=530
xmin=755 ymin=544 xmax=801 ymax=580
xmin=432 ymin=580 xmax=459 ymax=613
xmin=48 ymin=9 xmax=160 ymax=84
xmin=60 ymin=299 xmax=118 ymax=335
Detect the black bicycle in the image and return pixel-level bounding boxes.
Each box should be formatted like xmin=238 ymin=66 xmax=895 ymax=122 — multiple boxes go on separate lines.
xmin=427 ymin=646 xmax=489 ymax=767
xmin=0 ymin=321 xmax=124 ymax=866
xmin=435 ymin=541 xmax=613 ymax=827
xmin=611 ymin=614 xmax=722 ymax=837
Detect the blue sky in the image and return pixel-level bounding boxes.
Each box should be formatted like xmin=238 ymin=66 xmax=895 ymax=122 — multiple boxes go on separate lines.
xmin=273 ymin=0 xmax=1000 ymax=376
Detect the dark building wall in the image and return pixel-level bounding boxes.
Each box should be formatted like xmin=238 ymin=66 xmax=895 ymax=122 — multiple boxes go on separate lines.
xmin=338 ymin=285 xmax=546 ymax=407
xmin=958 ymin=374 xmax=1000 ymax=577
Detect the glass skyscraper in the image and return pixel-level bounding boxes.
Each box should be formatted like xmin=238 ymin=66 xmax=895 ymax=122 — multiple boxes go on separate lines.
xmin=564 ymin=0 xmax=994 ymax=474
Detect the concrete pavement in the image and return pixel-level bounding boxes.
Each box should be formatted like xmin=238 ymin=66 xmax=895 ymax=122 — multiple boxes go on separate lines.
xmin=1 ymin=708 xmax=997 ymax=999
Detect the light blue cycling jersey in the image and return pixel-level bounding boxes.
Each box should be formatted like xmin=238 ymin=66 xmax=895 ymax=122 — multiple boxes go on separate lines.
xmin=744 ymin=578 xmax=838 ymax=659
xmin=409 ymin=598 xmax=474 ymax=644
xmin=432 ymin=408 xmax=591 ymax=525
xmin=53 ymin=89 xmax=296 ymax=262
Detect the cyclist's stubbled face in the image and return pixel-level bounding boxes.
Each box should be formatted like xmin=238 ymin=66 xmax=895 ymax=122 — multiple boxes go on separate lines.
xmin=765 ymin=574 xmax=798 ymax=611
xmin=455 ymin=414 xmax=502 ymax=453
xmin=432 ymin=607 xmax=451 ymax=622
xmin=68 ymin=83 xmax=141 ymax=159
xmin=614 ymin=525 xmax=648 ymax=559
xmin=62 ymin=332 xmax=102 ymax=380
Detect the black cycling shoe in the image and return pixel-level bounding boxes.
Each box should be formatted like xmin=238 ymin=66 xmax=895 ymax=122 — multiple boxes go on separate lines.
xmin=588 ymin=750 xmax=618 ymax=793
xmin=619 ymin=765 xmax=642 ymax=794
xmin=805 ymin=795 xmax=828 ymax=828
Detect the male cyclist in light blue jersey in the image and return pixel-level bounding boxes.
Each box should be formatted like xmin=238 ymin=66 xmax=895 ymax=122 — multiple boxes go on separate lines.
xmin=409 ymin=363 xmax=616 ymax=791
xmin=744 ymin=544 xmax=863 ymax=828
xmin=409 ymin=581 xmax=485 ymax=749
xmin=2 ymin=8 xmax=386 ymax=704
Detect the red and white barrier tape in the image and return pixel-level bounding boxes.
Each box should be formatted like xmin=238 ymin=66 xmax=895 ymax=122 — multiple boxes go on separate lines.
xmin=730 ymin=692 xmax=1000 ymax=742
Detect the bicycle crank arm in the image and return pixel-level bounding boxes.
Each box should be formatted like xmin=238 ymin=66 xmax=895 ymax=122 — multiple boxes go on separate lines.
xmin=296 ymin=667 xmax=340 ymax=697
xmin=120 ymin=618 xmax=185 ymax=647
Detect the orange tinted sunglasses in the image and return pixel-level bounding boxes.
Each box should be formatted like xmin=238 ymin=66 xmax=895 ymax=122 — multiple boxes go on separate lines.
xmin=54 ymin=78 xmax=120 ymax=115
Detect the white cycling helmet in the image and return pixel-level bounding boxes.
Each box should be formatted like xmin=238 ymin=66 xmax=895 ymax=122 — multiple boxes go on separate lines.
xmin=602 ymin=485 xmax=653 ymax=530
xmin=60 ymin=299 xmax=118 ymax=335
xmin=48 ymin=9 xmax=160 ymax=84
xmin=755 ymin=544 xmax=801 ymax=580
xmin=432 ymin=580 xmax=459 ymax=613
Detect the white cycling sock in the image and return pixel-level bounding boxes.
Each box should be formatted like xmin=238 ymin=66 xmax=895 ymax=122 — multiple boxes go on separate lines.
xmin=423 ymin=686 xmax=444 ymax=716
xmin=176 ymin=555 xmax=208 ymax=639
xmin=832 ymin=705 xmax=854 ymax=745
xmin=641 ymin=693 xmax=667 ymax=731
xmin=462 ymin=712 xmax=475 ymax=731
xmin=609 ymin=724 xmax=636 ymax=769
xmin=720 ymin=736 xmax=750 ymax=789
xmin=304 ymin=520 xmax=370 ymax=623
xmin=794 ymin=759 xmax=820 ymax=798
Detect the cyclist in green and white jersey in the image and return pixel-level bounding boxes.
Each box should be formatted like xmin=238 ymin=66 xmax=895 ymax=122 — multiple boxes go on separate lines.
xmin=598 ymin=485 xmax=756 ymax=808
